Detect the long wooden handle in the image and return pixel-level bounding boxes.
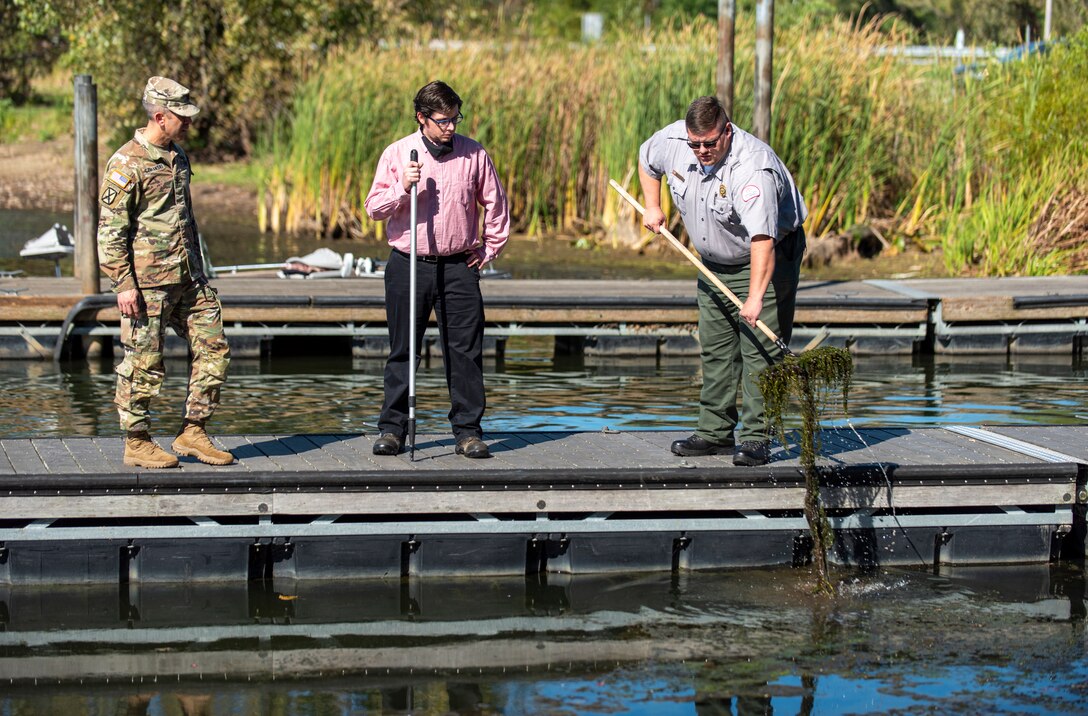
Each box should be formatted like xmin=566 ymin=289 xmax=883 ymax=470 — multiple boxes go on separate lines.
xmin=609 ymin=179 xmax=792 ymax=355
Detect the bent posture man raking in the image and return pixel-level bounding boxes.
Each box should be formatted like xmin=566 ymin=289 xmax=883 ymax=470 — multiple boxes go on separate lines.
xmin=621 ymin=94 xmax=852 ymax=593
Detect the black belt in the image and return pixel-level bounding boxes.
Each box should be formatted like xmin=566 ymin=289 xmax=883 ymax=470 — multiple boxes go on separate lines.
xmin=701 ymin=228 xmax=805 ymax=272
xmin=393 ymin=249 xmax=468 ymax=264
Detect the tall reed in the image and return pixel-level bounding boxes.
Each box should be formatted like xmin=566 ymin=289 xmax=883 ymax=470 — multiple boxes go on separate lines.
xmin=263 ymin=17 xmax=926 ymax=239
xmin=898 ymin=31 xmax=1088 ymax=275
xmin=260 ymin=18 xmax=1088 ymax=275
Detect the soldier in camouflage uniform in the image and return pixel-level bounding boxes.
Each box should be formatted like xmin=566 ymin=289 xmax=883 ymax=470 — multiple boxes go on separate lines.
xmin=98 ymin=77 xmax=233 ymax=468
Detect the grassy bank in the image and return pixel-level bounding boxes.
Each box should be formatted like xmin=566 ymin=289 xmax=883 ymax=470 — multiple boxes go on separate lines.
xmin=0 ymin=73 xmax=72 ymax=144
xmin=218 ymin=19 xmax=1088 ymax=276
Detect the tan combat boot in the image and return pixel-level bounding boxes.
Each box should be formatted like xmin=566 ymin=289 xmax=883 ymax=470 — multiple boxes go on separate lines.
xmin=124 ymin=432 xmax=179 ymax=469
xmin=172 ymin=420 xmax=235 ymax=465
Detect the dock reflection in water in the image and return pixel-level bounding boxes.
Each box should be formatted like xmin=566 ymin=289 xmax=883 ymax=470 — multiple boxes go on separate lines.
xmin=0 ymin=566 xmax=1085 ymax=714
xmin=1 ymin=351 xmax=1087 ymax=438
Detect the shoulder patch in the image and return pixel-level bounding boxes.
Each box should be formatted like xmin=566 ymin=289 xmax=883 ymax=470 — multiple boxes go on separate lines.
xmin=100 ymin=183 xmax=126 ymax=209
xmin=101 ymin=184 xmax=123 ymax=208
xmin=741 ymin=183 xmax=761 ymax=203
xmin=107 ymin=169 xmax=134 ymax=192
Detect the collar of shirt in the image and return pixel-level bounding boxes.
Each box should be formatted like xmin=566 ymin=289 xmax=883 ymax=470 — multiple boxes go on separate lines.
xmin=134 ymin=128 xmax=171 ymax=161
xmin=420 ymin=130 xmax=455 ymax=159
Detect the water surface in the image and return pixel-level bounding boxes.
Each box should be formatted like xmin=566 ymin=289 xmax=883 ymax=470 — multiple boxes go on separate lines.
xmin=1 ymin=566 xmax=1084 ymax=714
xmin=2 ymin=350 xmax=1085 ymax=438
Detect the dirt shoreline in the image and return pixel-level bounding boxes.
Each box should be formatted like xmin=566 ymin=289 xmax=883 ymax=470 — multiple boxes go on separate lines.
xmin=0 ymin=137 xmax=258 ymax=216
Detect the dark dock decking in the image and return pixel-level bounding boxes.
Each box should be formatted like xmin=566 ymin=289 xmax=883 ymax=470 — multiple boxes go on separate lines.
xmin=1 ymin=426 xmax=1085 ymax=584
xmin=2 ymin=275 xmax=1087 ymax=358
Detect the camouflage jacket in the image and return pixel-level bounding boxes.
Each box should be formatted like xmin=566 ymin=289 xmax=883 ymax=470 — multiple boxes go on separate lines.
xmin=97 ymin=128 xmax=204 ymax=293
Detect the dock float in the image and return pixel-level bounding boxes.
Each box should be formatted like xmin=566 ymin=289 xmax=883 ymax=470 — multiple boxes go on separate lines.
xmin=1 ymin=426 xmax=1085 ymax=584
xmin=2 ymin=276 xmax=1087 ymax=358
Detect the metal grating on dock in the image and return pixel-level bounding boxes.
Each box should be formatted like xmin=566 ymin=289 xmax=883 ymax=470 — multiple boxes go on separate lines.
xmin=0 ymin=427 xmax=1084 ymax=583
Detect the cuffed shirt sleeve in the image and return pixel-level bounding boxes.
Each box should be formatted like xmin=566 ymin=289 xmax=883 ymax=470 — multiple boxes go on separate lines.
xmin=638 ymin=128 xmax=668 ymax=180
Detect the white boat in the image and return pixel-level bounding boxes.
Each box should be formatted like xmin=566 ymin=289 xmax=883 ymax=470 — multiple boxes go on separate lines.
xmin=20 ymin=224 xmax=74 ymax=277
xmin=212 ymin=247 xmax=509 ymax=280
xmin=20 ymin=223 xmax=75 ymax=259
xmin=279 ymin=248 xmax=361 ymax=279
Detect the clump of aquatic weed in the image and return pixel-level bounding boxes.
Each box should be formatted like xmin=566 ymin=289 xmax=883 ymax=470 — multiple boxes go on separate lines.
xmin=759 ymin=346 xmax=853 ymax=597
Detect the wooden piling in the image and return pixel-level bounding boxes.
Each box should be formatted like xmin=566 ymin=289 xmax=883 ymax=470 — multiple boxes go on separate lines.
xmin=716 ymin=0 xmax=736 ymax=118
xmin=753 ymin=0 xmax=775 ymax=141
xmin=73 ymin=75 xmax=99 ymax=293
xmin=73 ymin=75 xmax=103 ymax=357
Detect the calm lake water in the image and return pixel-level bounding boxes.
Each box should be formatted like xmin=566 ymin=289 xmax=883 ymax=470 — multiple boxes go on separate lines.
xmin=1 ymin=566 xmax=1085 ymax=715
xmin=1 ymin=350 xmax=1086 ymax=438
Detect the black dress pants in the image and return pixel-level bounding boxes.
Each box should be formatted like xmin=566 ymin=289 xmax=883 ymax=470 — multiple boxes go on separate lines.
xmin=378 ymin=249 xmax=485 ymax=441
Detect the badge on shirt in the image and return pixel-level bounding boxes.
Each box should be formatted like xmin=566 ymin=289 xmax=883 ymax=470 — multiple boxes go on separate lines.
xmin=107 ymin=169 xmax=134 ymax=192
xmin=719 ymin=183 xmax=726 ymax=197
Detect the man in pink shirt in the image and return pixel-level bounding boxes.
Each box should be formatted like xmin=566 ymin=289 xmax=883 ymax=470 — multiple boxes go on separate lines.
xmin=364 ymin=81 xmax=510 ymax=458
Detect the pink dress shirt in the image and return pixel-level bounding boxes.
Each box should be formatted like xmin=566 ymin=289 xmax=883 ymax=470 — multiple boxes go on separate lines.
xmin=364 ymin=132 xmax=510 ymax=263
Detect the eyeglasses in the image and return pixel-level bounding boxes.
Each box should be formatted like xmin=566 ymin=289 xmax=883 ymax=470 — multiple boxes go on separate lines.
xmin=686 ymin=126 xmax=727 ymax=149
xmin=428 ymin=112 xmax=465 ymax=128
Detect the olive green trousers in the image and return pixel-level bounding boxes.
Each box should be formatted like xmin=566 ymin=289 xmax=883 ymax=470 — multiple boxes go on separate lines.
xmin=695 ymin=231 xmax=803 ymax=445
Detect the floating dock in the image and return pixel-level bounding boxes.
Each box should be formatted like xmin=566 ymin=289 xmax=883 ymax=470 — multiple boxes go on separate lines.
xmin=1 ymin=426 xmax=1085 ymax=585
xmin=1 ymin=275 xmax=1087 ymax=359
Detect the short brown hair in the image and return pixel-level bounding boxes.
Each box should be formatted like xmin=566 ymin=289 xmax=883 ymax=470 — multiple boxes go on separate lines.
xmin=414 ymin=81 xmax=462 ymax=123
xmin=685 ymin=96 xmax=730 ymax=135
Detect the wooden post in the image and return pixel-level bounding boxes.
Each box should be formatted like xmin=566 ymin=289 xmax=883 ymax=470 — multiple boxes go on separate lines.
xmin=716 ymin=0 xmax=736 ymax=117
xmin=74 ymin=75 xmax=99 ymax=295
xmin=74 ymin=75 xmax=104 ymax=359
xmin=753 ymin=0 xmax=774 ymax=142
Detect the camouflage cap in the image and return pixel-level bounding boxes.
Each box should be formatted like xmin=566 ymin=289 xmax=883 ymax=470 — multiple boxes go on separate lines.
xmin=143 ymin=76 xmax=200 ymax=117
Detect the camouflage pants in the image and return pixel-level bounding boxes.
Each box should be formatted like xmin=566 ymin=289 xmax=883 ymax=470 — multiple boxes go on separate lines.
xmin=115 ymin=281 xmax=230 ymax=433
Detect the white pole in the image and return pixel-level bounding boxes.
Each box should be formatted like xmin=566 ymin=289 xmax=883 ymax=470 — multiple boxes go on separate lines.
xmin=1044 ymin=0 xmax=1053 ymax=41
xmin=408 ymin=148 xmax=419 ymax=460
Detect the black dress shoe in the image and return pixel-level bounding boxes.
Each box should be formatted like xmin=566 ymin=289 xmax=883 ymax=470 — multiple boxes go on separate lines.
xmin=670 ymin=434 xmax=733 ymax=456
xmin=372 ymin=433 xmax=403 ymax=456
xmin=455 ymin=436 xmax=491 ymax=459
xmin=733 ymin=440 xmax=771 ymax=466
